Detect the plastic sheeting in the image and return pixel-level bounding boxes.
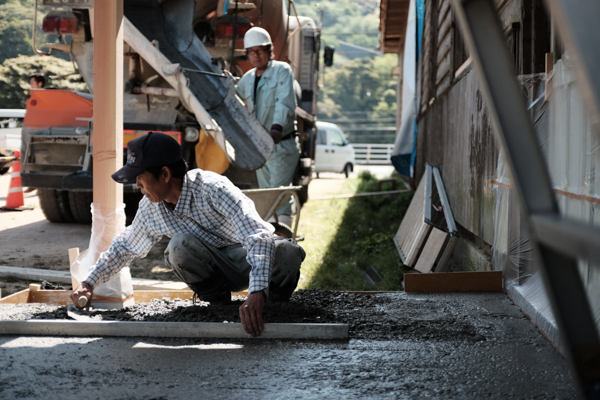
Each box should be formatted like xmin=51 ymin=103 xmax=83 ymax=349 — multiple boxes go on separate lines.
xmin=493 ymin=55 xmax=600 ymax=350
xmin=391 ymin=0 xmax=424 ymax=178
xmin=71 ymin=203 xmax=133 ymax=301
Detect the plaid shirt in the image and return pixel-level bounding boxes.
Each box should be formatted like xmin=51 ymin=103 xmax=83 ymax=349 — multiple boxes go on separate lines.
xmin=83 ymin=169 xmax=275 ymax=294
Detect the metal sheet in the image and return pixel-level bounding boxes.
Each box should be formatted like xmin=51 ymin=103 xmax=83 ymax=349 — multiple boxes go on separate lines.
xmin=0 ymin=320 xmax=349 ymax=340
xmin=452 ymin=0 xmax=600 ymax=396
xmin=542 ymin=0 xmax=600 ymax=134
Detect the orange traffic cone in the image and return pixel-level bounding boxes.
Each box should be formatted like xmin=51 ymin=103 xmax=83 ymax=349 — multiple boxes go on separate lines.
xmin=1 ymin=150 xmax=33 ymax=211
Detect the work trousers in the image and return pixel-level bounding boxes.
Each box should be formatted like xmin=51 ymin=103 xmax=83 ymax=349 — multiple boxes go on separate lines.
xmin=164 ymin=233 xmax=305 ymax=302
xmin=256 ymin=138 xmax=300 ymax=216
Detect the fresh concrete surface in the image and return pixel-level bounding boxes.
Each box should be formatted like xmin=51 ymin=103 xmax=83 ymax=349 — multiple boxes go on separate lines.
xmin=0 ymin=292 xmax=576 ymax=399
xmin=0 ymin=166 xmax=578 ymax=399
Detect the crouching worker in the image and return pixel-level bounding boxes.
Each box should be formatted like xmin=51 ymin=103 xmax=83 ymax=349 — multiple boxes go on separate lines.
xmin=70 ymin=132 xmax=305 ymax=336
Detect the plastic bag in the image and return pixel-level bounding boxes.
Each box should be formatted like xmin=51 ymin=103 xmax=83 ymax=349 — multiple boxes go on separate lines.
xmin=70 ymin=203 xmax=133 ymax=300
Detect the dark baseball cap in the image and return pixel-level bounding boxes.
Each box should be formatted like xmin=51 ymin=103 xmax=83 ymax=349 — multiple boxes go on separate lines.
xmin=111 ymin=132 xmax=182 ymax=184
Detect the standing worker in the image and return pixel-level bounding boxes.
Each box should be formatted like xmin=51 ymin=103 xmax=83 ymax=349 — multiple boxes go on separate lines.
xmin=70 ymin=132 xmax=305 ymax=336
xmin=236 ymin=27 xmax=299 ymax=228
xmin=29 ymin=73 xmax=46 ymax=89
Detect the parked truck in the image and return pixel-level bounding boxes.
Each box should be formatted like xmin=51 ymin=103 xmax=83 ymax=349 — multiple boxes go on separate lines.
xmin=21 ymin=0 xmax=321 ymax=226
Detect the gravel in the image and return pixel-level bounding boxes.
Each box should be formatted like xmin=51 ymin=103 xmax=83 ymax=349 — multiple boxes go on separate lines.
xmin=2 ymin=289 xmax=503 ymax=342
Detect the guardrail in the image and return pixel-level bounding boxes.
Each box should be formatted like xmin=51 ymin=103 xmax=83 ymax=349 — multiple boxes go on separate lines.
xmin=352 ymin=143 xmax=394 ymax=165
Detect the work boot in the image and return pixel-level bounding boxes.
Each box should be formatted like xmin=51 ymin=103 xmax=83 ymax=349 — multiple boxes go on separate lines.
xmin=189 ymin=279 xmax=231 ymax=306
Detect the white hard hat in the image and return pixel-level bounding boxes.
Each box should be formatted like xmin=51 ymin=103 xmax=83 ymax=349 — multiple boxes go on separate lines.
xmin=244 ymin=27 xmax=272 ymax=49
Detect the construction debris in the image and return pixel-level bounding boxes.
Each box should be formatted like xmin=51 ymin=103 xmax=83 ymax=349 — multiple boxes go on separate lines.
xmin=394 ymin=164 xmax=458 ymax=273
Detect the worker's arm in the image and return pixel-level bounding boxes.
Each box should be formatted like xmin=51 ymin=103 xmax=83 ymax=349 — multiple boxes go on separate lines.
xmin=81 ymin=207 xmax=162 ymax=288
xmin=271 ymin=64 xmax=297 ymax=132
xmin=206 ymin=179 xmax=275 ymax=335
xmin=235 ymin=73 xmax=253 ymax=108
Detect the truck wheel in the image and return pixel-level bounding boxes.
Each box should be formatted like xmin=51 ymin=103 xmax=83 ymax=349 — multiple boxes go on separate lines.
xmin=68 ymin=191 xmax=93 ymax=224
xmin=298 ymin=184 xmax=309 ymax=206
xmin=344 ymin=163 xmax=352 ymax=178
xmin=38 ymin=189 xmax=75 ymax=223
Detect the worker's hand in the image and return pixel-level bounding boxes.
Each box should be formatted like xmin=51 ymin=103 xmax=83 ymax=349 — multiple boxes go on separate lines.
xmin=270 ymin=124 xmax=283 ymax=145
xmin=211 ymin=57 xmax=226 ymax=71
xmin=239 ymin=290 xmax=265 ymax=336
xmin=70 ymin=282 xmax=93 ymax=310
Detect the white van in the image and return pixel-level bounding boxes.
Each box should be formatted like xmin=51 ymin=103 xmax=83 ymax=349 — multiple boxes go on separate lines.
xmin=314 ymin=121 xmax=355 ymax=178
xmin=0 ymin=109 xmax=25 ymax=175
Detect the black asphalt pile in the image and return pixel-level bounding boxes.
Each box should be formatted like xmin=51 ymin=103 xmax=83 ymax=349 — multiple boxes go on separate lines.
xmin=2 ymin=289 xmax=497 ymax=341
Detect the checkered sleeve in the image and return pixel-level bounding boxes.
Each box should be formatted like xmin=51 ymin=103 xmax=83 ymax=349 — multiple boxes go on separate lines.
xmin=209 ymin=180 xmax=275 ymax=294
xmin=83 ymin=214 xmax=163 ymax=288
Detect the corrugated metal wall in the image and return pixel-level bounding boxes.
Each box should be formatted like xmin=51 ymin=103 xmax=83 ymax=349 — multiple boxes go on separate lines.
xmin=415 ymin=0 xmax=536 ymax=246
xmin=416 ymin=71 xmax=499 ymax=244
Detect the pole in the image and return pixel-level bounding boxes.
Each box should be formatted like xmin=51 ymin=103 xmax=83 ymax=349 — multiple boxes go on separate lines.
xmin=93 ymin=0 xmax=124 ymax=252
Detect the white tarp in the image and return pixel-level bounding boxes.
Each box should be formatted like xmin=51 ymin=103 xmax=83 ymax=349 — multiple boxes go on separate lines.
xmin=391 ymin=0 xmax=418 ymax=177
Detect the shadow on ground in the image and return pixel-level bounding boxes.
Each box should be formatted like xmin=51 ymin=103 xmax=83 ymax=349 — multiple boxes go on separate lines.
xmin=305 ymin=171 xmax=413 ymax=291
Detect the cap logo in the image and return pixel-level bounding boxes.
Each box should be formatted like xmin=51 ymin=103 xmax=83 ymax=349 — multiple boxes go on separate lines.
xmin=127 ymin=148 xmax=137 ymax=166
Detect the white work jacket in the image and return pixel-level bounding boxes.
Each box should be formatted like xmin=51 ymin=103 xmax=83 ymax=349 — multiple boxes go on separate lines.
xmin=236 ymin=60 xmax=297 ymax=135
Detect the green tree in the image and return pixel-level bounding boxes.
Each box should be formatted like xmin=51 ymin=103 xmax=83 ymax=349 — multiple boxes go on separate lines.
xmin=0 ymin=55 xmax=87 ymax=108
xmin=0 ymin=0 xmax=35 ymax=61
xmin=318 ymin=54 xmax=398 ymax=143
xmin=0 ymin=0 xmax=61 ymax=64
xmin=294 ymin=0 xmax=398 ymax=143
xmin=295 ymin=0 xmax=380 ymax=49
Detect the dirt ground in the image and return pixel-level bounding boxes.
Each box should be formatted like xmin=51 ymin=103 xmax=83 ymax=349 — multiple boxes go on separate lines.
xmin=0 ymin=166 xmax=391 ymax=296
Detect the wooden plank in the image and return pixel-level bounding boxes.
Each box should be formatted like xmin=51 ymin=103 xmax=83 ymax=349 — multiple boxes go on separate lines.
xmin=0 ymin=320 xmax=349 ymax=340
xmin=436 ymin=70 xmax=452 ymax=96
xmin=129 ymin=279 xmax=189 ymax=291
xmin=436 ymin=47 xmax=452 ymax=84
xmin=0 ymin=289 xmax=30 ymax=304
xmin=0 ymin=289 xmax=250 ymax=305
xmin=394 ymin=172 xmax=430 ymax=265
xmin=0 ymin=266 xmax=72 ymax=284
xmin=414 ymin=227 xmax=448 ymax=273
xmin=405 ymin=222 xmax=432 ymax=266
xmin=437 ymin=0 xmax=451 ymax=28
xmin=68 ymin=247 xmax=80 ymax=289
xmin=435 ymin=234 xmax=458 ymax=272
xmin=404 ymin=271 xmax=503 ymax=292
xmin=437 ymin=9 xmax=452 ymax=46
xmin=29 ymin=290 xmax=72 ymax=305
xmin=0 ymin=266 xmax=189 ymax=290
xmin=436 ymin=33 xmax=452 ymax=63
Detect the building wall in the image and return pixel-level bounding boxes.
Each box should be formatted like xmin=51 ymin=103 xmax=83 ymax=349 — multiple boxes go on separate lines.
xmin=414 ymin=0 xmax=549 ymax=248
xmin=416 ymin=70 xmax=498 ymax=245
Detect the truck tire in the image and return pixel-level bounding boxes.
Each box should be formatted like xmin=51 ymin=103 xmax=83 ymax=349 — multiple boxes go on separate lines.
xmin=298 ymin=184 xmax=309 ymax=206
xmin=38 ymin=189 xmax=75 ymax=223
xmin=344 ymin=163 xmax=353 ymax=178
xmin=68 ymin=191 xmax=93 ymax=224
